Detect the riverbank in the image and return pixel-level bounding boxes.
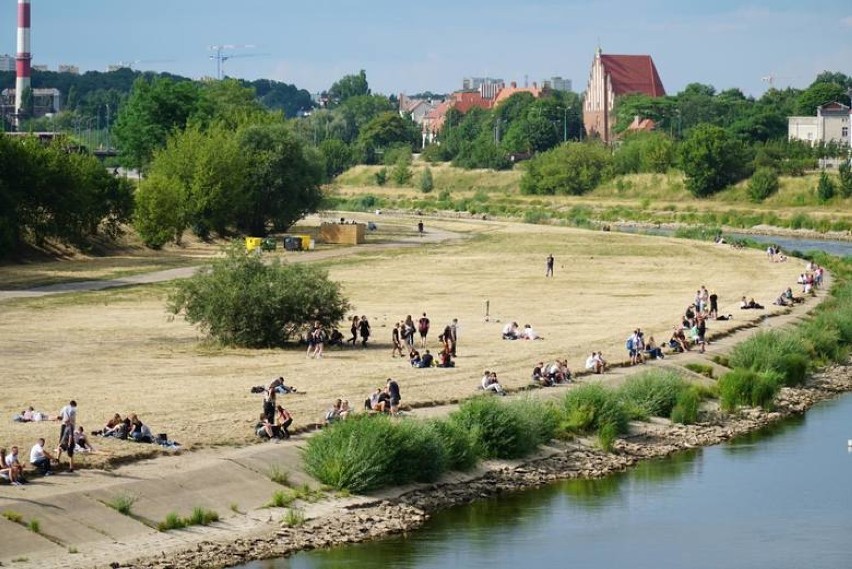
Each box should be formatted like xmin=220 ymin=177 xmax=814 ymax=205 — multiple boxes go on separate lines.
xmin=128 ymin=360 xmax=852 ymax=569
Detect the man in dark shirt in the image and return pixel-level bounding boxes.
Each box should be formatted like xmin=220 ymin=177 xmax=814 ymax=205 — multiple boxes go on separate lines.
xmin=546 ymin=254 xmax=554 ymax=277
xmin=386 ymin=378 xmax=401 ymax=415
xmin=418 ymin=350 xmax=434 ymax=368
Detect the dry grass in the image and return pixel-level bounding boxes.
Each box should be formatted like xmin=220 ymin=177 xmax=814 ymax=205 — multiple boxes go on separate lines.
xmin=0 ymin=218 xmax=800 ymax=468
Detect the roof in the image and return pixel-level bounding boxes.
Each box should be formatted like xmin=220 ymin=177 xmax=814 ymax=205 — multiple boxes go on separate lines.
xmin=599 ymin=54 xmax=665 ymax=97
xmin=626 ymin=116 xmax=657 ymax=132
xmin=818 ymin=101 xmax=851 ymax=114
xmin=492 ymin=84 xmax=544 ymax=106
xmin=452 ymin=91 xmax=493 ymax=114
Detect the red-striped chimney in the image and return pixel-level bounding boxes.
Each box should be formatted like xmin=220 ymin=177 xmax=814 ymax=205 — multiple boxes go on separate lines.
xmin=15 ymin=0 xmax=32 ymax=127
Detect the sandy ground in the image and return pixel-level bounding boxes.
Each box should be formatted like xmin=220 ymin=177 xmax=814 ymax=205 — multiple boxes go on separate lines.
xmin=0 ymin=216 xmax=802 ymax=468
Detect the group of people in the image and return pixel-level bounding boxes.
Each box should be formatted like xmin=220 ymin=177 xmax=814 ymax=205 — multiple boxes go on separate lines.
xmin=2 ymin=400 xmax=80 ymax=484
xmin=92 ymin=413 xmax=155 ymax=444
xmin=501 ymin=322 xmax=542 ymax=341
xmin=363 ymin=378 xmax=403 ymax=416
xmin=257 ymin=378 xmax=295 ymax=440
xmin=531 ymin=360 xmax=573 ymax=387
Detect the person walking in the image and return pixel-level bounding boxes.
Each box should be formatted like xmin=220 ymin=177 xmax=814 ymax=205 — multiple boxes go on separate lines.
xmin=56 ymin=400 xmax=77 ymax=472
xmin=417 ymin=220 xmax=424 ymax=236
xmin=358 ymin=315 xmax=371 ymax=348
xmin=546 ymin=254 xmax=554 ymax=277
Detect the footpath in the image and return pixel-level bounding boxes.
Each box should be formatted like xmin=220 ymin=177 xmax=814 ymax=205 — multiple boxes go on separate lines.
xmin=0 ymin=272 xmax=835 ymax=569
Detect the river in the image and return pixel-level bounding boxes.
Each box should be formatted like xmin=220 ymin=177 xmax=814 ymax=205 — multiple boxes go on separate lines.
xmin=243 ymin=393 xmax=852 ymax=569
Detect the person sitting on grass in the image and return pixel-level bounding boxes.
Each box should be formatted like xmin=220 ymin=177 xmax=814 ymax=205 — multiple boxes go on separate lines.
xmin=585 ymin=352 xmax=605 ymax=374
xmin=740 ymin=296 xmax=764 ymax=309
xmin=325 ymin=399 xmax=342 ymax=425
xmin=550 ymin=359 xmax=572 ymax=383
xmin=74 ymin=427 xmax=94 ymax=452
xmin=416 ymin=349 xmax=434 ymax=368
xmin=532 ymin=362 xmax=551 ymax=386
xmin=521 ymin=324 xmax=542 ymax=340
xmin=1 ymin=447 xmax=22 ymax=485
xmin=481 ymin=371 xmax=506 ymax=395
xmin=502 ymin=322 xmax=519 ymax=340
xmin=129 ymin=415 xmax=154 ymax=443
xmin=644 ymin=336 xmax=665 ymax=360
xmin=670 ymin=327 xmax=689 ymax=353
xmin=436 ymin=348 xmax=455 ymax=368
xmin=3 ymin=446 xmax=25 ymax=485
xmin=367 ymin=388 xmax=389 ymax=414
xmin=773 ymin=293 xmax=788 ymax=307
xmin=409 ymin=348 xmax=422 ymax=367
xmin=95 ymin=413 xmax=123 ymax=437
xmin=784 ymin=287 xmax=804 ymax=304
xmin=328 ymin=328 xmax=345 ymax=349
xmin=256 ymin=413 xmax=281 ymax=439
xmin=269 ymin=377 xmax=298 ymax=394
xmin=338 ymin=400 xmax=351 ymax=420
xmin=276 ymin=405 xmax=293 ymax=439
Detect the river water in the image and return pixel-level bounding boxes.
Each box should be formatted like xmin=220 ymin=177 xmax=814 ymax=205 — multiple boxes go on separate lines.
xmin=243 ymin=394 xmax=852 ymax=569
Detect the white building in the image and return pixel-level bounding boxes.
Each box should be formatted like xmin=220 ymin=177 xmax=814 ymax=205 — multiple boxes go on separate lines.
xmin=543 ymin=76 xmax=572 ymax=92
xmin=788 ymin=102 xmax=850 ymax=147
xmin=0 ymin=54 xmax=14 ymax=72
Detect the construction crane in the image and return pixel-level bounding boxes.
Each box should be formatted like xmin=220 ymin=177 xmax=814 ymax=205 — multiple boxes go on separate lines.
xmin=208 ymin=44 xmax=260 ymax=79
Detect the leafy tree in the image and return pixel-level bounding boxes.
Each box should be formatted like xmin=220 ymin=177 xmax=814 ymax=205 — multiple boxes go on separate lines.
xmin=614 ymin=131 xmax=675 ymax=174
xmin=747 ymin=168 xmax=780 ymax=203
xmin=328 ymin=70 xmax=370 ymax=105
xmin=318 ymin=138 xmax=353 ymax=179
xmin=194 ymin=79 xmax=265 ymax=129
xmin=520 ymin=142 xmax=613 ymax=195
xmin=168 ymin=245 xmax=351 ymax=348
xmin=357 ymin=112 xmax=419 ymax=162
xmin=236 ymin=122 xmax=325 ymax=234
xmin=391 ymin=153 xmax=413 ymax=185
xmin=419 ymin=166 xmax=434 ymax=193
xmin=679 ymin=124 xmax=748 ymax=197
xmin=816 ymin=171 xmax=835 ymax=203
xmin=113 ymin=77 xmax=202 ymax=169
xmin=795 ymin=82 xmax=850 ymax=115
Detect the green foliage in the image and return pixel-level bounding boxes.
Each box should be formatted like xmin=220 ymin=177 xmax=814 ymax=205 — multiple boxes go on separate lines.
xmin=747 ymin=168 xmax=780 ymax=202
xmin=559 ymin=383 xmax=629 ymax=437
xmin=838 ymin=161 xmax=852 ymax=198
xmin=419 ymin=166 xmax=434 ymax=193
xmin=268 ymin=465 xmax=290 ymax=486
xmin=391 ymin=153 xmax=413 ymax=185
xmin=268 ymin=489 xmax=297 ymax=508
xmin=728 ymin=330 xmax=810 ymax=387
xmin=816 ymin=171 xmax=836 ymax=203
xmin=2 ymin=510 xmax=23 ymax=523
xmin=795 ymin=81 xmax=850 ymax=115
xmin=328 ymin=70 xmax=370 ymax=105
xmin=718 ymin=369 xmax=782 ymax=411
xmin=318 ymin=138 xmax=353 ymax=180
xmin=185 ymin=507 xmax=219 ymax=526
xmin=358 ymin=112 xmax=419 ymax=160
xmin=684 ymin=363 xmax=714 ymax=378
xmin=617 ymin=371 xmax=688 ymax=419
xmin=282 ymin=508 xmax=306 ymax=527
xmin=679 ymin=124 xmax=749 ymax=197
xmin=670 ymin=387 xmax=702 ymax=424
xmin=614 ymin=131 xmax=676 ymax=174
xmin=27 ymin=519 xmax=40 ymax=534
xmin=428 ymin=419 xmax=478 ymax=471
xmin=374 ymin=168 xmax=388 ymax=186
xmin=157 ymin=512 xmax=187 ymax=531
xmin=449 ymin=397 xmax=538 ymax=460
xmin=107 ymin=494 xmax=137 ymax=516
xmin=597 ymin=422 xmax=618 ymax=452
xmin=168 ymin=244 xmax=350 ymax=348
xmin=520 ymin=142 xmax=614 ymax=195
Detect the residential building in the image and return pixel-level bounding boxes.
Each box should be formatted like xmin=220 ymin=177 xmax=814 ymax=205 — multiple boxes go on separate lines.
xmin=58 ymin=65 xmax=80 ymax=75
xmin=543 ymin=76 xmax=572 ymax=92
xmin=0 ymin=54 xmax=14 ymax=72
xmin=788 ymin=101 xmax=850 ymax=147
xmin=583 ymin=47 xmax=665 ymax=143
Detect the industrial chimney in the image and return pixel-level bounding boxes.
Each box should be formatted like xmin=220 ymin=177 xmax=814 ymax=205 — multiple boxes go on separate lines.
xmin=15 ymin=0 xmax=32 ymax=129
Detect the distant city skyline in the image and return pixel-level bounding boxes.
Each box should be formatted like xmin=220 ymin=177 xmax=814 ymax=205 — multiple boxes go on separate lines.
xmin=3 ymin=0 xmax=850 ymax=97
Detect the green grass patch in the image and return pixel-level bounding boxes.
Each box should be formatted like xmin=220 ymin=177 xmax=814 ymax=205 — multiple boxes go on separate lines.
xmin=617 ymin=370 xmax=689 ymax=420
xmin=185 ymin=507 xmax=219 ymax=526
xmin=281 ymin=508 xmax=306 ymax=528
xmin=671 ymin=386 xmax=703 ymax=425
xmin=106 ymin=493 xmax=137 ymax=516
xmin=559 ymin=383 xmax=629 ymax=441
xmin=718 ymin=368 xmax=783 ymax=412
xmin=729 ymin=330 xmax=810 ymax=387
xmin=2 ymin=510 xmax=23 ymax=523
xmin=684 ymin=362 xmax=714 ymax=378
xmin=268 ymin=489 xmax=297 ymax=508
xmin=27 ymin=519 xmax=40 ymax=534
xmin=268 ymin=465 xmax=290 ymax=486
xmin=157 ymin=512 xmax=187 ymax=532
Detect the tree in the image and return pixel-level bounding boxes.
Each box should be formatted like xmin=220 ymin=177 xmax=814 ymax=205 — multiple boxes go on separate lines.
xmin=838 ymin=161 xmax=852 ymax=198
xmin=357 ymin=112 xmax=419 ymax=161
xmin=318 ymin=138 xmax=353 ymax=179
xmin=747 ymin=168 xmax=780 ymax=203
xmin=419 ymin=166 xmax=434 ymax=193
xmin=391 ymin=153 xmax=412 ymax=185
xmin=679 ymin=124 xmax=748 ymax=197
xmin=520 ymin=142 xmax=613 ymax=195
xmin=795 ymin=82 xmax=850 ymax=115
xmin=168 ymin=245 xmax=351 ymax=348
xmin=113 ymin=77 xmax=202 ymax=170
xmin=328 ymin=70 xmax=370 ymax=105
xmin=816 ymin=171 xmax=836 ymax=203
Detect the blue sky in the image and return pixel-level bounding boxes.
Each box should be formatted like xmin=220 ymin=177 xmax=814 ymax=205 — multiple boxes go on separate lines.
xmin=4 ymin=0 xmax=851 ymax=97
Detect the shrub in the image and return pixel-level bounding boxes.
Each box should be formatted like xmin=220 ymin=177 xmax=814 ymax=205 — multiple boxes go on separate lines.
xmin=449 ymin=397 xmax=537 ymax=459
xmin=391 ymin=155 xmax=413 ymax=186
xmin=510 ymin=398 xmax=560 ymax=447
xmin=3 ymin=510 xmax=23 ymax=523
xmin=520 ymin=142 xmax=614 ymax=196
xmin=168 ymin=244 xmax=350 ymax=348
xmin=391 ymin=419 xmax=447 ymax=485
xmin=597 ymin=422 xmax=618 ymax=452
xmin=419 ymin=166 xmax=434 ymax=193
xmin=728 ymin=330 xmax=810 ymax=387
xmin=559 ymin=383 xmax=629 ymax=436
xmin=429 ymin=419 xmax=479 ymax=471
xmin=375 ymin=167 xmax=388 ymax=186
xmin=839 ymin=160 xmax=852 ymax=198
xmin=27 ymin=519 xmax=40 ymax=534
xmin=747 ymin=168 xmax=780 ymax=202
xmin=617 ymin=371 xmax=688 ymax=419
xmin=718 ymin=369 xmax=781 ymax=412
xmin=670 ymin=387 xmax=701 ymax=424
xmin=817 ymin=171 xmax=835 ymax=203
xmin=679 ymin=124 xmax=749 ymax=197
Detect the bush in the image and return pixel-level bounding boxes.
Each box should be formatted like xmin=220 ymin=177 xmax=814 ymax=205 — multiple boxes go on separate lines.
xmin=168 ymin=244 xmax=351 ymax=348
xmin=449 ymin=397 xmax=537 ymax=459
xmin=679 ymin=124 xmax=749 ymax=197
xmin=520 ymin=142 xmax=614 ymax=196
xmin=375 ymin=167 xmax=388 ymax=186
xmin=391 ymin=154 xmax=413 ymax=185
xmin=670 ymin=387 xmax=702 ymax=424
xmin=186 ymin=507 xmax=219 ymax=526
xmin=718 ymin=369 xmax=781 ymax=412
xmin=509 ymin=398 xmax=560 ymax=447
xmin=817 ymin=171 xmax=835 ymax=203
xmin=728 ymin=330 xmax=810 ymax=387
xmin=747 ymin=168 xmax=780 ymax=202
xmin=559 ymin=383 xmax=629 ymax=436
xmin=617 ymin=371 xmax=688 ymax=419
xmin=419 ymin=166 xmax=434 ymax=193
xmin=430 ymin=419 xmax=478 ymax=471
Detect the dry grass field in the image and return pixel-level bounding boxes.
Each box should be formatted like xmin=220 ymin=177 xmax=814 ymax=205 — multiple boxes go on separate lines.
xmin=0 ymin=216 xmax=801 ymax=468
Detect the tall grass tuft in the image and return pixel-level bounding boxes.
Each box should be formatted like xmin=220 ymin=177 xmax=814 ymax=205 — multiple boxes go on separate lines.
xmin=282 ymin=508 xmax=306 ymax=528
xmin=671 ymin=386 xmax=702 ymax=424
xmin=429 ymin=419 xmax=478 ymax=471
xmin=157 ymin=512 xmax=187 ymax=532
xmin=106 ymin=493 xmax=137 ymax=516
xmin=728 ymin=330 xmax=810 ymax=387
xmin=618 ymin=371 xmax=688 ymax=419
xmin=559 ymin=383 xmax=629 ymax=439
xmin=449 ymin=396 xmax=538 ymax=460
xmin=186 ymin=507 xmax=219 ymax=526
xmin=718 ymin=369 xmax=782 ymax=412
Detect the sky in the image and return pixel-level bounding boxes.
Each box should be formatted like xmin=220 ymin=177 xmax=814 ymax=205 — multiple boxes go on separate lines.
xmin=3 ymin=0 xmax=851 ymax=97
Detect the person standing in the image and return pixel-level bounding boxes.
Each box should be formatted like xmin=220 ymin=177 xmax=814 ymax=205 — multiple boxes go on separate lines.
xmin=417 ymin=312 xmax=430 ymax=348
xmin=387 ymin=378 xmax=402 ymax=416
xmin=417 ymin=220 xmax=424 ymax=236
xmin=449 ymin=318 xmax=458 ymax=357
xmin=391 ymin=322 xmax=404 ymax=357
xmin=709 ymin=291 xmax=719 ymax=319
xmin=348 ymin=316 xmax=360 ymax=346
xmin=358 ymin=315 xmax=371 ymax=348
xmin=56 ymin=400 xmax=77 ymax=472
xmin=546 ymin=254 xmax=554 ymax=277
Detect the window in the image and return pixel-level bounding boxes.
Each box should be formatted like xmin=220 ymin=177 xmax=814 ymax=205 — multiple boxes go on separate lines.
xmin=843 ymin=127 xmax=849 ymax=138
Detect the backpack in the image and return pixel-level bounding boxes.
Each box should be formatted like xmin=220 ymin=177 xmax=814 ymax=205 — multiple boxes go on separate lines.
xmin=626 ymin=337 xmax=634 ymax=351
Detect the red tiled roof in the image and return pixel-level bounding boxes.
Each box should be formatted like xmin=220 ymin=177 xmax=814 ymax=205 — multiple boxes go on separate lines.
xmin=493 ymin=85 xmax=544 ymax=106
xmin=452 ymin=91 xmax=493 ymax=113
xmin=600 ymin=54 xmax=665 ymax=97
